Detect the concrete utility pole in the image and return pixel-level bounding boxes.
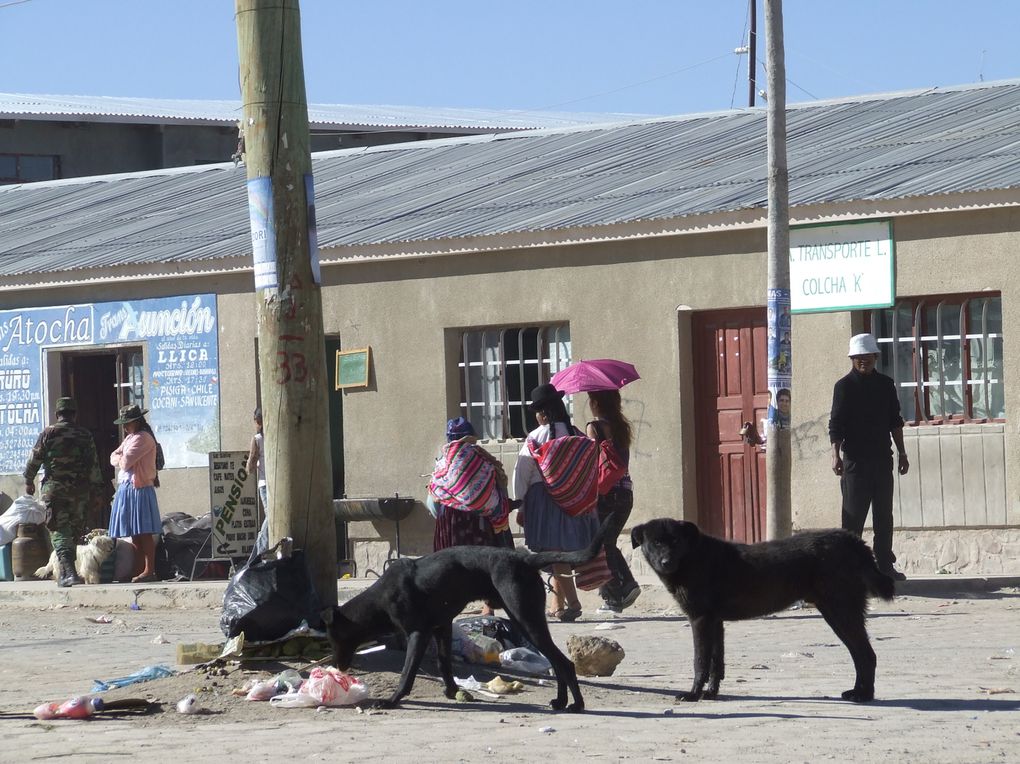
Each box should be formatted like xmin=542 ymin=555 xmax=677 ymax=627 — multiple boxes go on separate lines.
xmin=764 ymin=0 xmax=792 ymax=540
xmin=235 ymin=0 xmax=337 ymax=605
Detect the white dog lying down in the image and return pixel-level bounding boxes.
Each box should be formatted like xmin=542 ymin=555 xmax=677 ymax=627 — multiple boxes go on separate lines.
xmin=35 ymin=534 xmax=116 ymax=584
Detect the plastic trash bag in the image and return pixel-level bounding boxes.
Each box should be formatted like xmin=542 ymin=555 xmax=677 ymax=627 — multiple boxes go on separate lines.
xmin=269 ymin=667 xmax=368 ymax=708
xmin=457 ymin=615 xmax=538 ymax=653
xmin=91 ymin=664 xmax=175 ymax=692
xmin=499 ymin=647 xmax=552 ymax=675
xmin=220 ymin=549 xmax=323 ymax=641
xmin=0 ymin=495 xmax=48 ymax=546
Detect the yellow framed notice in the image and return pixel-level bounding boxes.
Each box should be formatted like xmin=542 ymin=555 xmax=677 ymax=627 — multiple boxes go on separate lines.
xmin=336 ymin=347 xmax=371 ymax=389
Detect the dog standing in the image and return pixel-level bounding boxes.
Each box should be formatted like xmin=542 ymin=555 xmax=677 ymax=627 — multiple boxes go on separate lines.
xmin=631 ymin=518 xmax=894 ymax=703
xmin=327 ymin=517 xmax=612 ymax=712
xmin=35 ymin=534 xmax=116 ymax=585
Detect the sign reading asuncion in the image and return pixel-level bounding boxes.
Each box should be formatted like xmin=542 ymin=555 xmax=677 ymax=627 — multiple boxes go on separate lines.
xmin=790 ymin=220 xmax=895 ymax=313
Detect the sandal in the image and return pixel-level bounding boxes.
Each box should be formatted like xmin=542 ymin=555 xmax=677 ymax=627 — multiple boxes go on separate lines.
xmin=557 ymin=605 xmax=582 ymax=623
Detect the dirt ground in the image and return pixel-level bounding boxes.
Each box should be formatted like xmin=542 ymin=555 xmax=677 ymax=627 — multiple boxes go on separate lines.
xmin=2 ymin=593 xmax=1019 ymax=762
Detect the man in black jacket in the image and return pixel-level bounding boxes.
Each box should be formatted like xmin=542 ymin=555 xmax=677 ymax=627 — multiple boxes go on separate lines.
xmin=829 ymin=333 xmax=909 ymax=581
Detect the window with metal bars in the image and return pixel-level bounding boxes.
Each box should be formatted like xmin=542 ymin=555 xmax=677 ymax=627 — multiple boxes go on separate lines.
xmin=458 ymin=324 xmax=571 ymax=439
xmin=868 ymin=294 xmax=1004 ymax=425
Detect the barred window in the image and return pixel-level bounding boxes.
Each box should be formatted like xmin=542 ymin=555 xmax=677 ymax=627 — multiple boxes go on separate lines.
xmin=869 ymin=294 xmax=1004 ymax=424
xmin=458 ymin=324 xmax=571 ymax=439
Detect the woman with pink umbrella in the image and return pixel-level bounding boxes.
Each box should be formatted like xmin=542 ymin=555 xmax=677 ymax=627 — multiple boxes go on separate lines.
xmin=551 ymin=360 xmax=641 ymax=614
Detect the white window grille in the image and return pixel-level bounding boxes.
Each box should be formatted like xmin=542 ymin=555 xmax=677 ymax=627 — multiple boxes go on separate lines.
xmin=869 ymin=294 xmax=1004 ymax=424
xmin=459 ymin=324 xmax=571 ymax=439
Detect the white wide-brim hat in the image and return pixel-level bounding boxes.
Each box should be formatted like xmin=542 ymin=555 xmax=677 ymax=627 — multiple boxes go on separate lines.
xmin=848 ymin=333 xmax=880 ymax=356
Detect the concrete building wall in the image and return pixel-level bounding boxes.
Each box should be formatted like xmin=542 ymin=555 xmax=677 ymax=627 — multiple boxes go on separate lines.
xmin=2 ymin=207 xmax=1018 ymax=573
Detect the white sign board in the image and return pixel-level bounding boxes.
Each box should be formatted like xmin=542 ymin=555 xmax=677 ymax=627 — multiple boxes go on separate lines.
xmin=209 ymin=450 xmax=259 ymax=558
xmin=790 ymin=220 xmax=894 ymax=313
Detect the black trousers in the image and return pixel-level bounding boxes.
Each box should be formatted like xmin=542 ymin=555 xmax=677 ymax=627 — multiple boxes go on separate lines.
xmin=596 ymin=488 xmax=638 ymax=603
xmin=840 ymin=454 xmax=896 ymax=569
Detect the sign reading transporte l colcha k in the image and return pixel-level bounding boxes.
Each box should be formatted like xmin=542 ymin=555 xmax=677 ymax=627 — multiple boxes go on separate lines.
xmin=790 ymin=220 xmax=895 ymax=313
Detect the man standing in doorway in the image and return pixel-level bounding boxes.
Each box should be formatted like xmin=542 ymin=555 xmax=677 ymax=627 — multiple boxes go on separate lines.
xmin=829 ymin=333 xmax=909 ymax=581
xmin=24 ymin=397 xmax=105 ymax=587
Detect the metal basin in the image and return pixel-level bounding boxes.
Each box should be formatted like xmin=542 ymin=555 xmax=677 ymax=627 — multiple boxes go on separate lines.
xmin=333 ymin=496 xmax=415 ymax=522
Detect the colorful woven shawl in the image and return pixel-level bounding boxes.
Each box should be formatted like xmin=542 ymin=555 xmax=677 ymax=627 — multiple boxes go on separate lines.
xmin=429 ymin=440 xmax=509 ymax=531
xmin=527 ymin=434 xmax=598 ymax=517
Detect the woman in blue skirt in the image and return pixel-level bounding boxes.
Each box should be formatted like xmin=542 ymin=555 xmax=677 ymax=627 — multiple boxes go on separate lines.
xmin=513 ymin=383 xmax=599 ymax=622
xmin=107 ymin=404 xmax=161 ymax=583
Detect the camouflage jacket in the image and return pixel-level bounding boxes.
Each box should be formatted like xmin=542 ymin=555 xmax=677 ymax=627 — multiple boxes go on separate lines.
xmin=23 ymin=421 xmax=104 ymax=493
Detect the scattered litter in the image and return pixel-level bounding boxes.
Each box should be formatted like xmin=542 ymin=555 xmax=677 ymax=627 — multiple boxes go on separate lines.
xmin=485 ymin=676 xmax=525 ymax=695
xmin=594 ymin=622 xmax=625 ymax=631
xmin=454 ymin=676 xmax=501 ymax=700
xmin=539 ymin=726 xmax=556 ymax=734
xmin=455 ymin=689 xmax=473 ymax=702
xmin=246 ymin=680 xmax=281 ymax=701
xmin=86 ymin=614 xmax=114 ymax=624
xmin=151 ymin=634 xmax=169 ymax=645
xmin=499 ymin=647 xmax=551 ymax=675
xmin=979 ymin=687 xmax=1015 ymax=695
xmin=781 ymin=651 xmax=814 ymax=659
xmin=129 ymin=602 xmax=141 ymax=611
xmin=91 ymin=664 xmax=175 ymax=692
xmin=750 ymin=664 xmax=770 ymax=670
xmin=176 ymin=694 xmax=200 ymax=714
xmin=537 ymin=679 xmax=552 ymax=686
xmin=663 ymin=708 xmax=674 ymax=716
xmin=269 ymin=667 xmax=368 ymax=708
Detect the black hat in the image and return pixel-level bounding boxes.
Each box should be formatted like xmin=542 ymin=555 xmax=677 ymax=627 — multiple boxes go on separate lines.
xmin=527 ymin=383 xmax=565 ymax=412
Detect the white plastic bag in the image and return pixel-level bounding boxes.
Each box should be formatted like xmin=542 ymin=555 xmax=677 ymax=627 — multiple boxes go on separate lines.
xmin=499 ymin=647 xmax=552 ymax=675
xmin=269 ymin=667 xmax=368 ymax=708
xmin=0 ymin=495 xmax=49 ymax=546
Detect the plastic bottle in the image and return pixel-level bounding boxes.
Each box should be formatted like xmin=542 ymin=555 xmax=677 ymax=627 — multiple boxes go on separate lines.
xmin=55 ymin=696 xmax=104 ymax=719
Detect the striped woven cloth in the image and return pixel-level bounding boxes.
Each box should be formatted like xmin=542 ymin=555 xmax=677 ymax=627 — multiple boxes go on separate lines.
xmin=429 ymin=440 xmax=509 ymax=531
xmin=527 ymin=435 xmax=598 ymax=517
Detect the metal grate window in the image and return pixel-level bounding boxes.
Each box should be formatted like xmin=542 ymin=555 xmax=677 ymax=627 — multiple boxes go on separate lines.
xmin=458 ymin=324 xmax=571 ymax=439
xmin=0 ymin=153 xmax=60 ymax=184
xmin=869 ymin=294 xmax=1004 ymax=425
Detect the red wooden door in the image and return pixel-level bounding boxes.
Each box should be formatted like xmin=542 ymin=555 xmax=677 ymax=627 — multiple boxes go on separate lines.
xmin=692 ymin=309 xmax=769 ymax=542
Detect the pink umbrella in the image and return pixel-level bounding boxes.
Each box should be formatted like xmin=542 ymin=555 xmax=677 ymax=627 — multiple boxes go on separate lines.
xmin=550 ymin=359 xmax=640 ymax=394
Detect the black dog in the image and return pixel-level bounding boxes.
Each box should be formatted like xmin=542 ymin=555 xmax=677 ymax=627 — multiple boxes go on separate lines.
xmin=327 ymin=517 xmax=612 ymax=712
xmin=631 ymin=519 xmax=895 ymax=703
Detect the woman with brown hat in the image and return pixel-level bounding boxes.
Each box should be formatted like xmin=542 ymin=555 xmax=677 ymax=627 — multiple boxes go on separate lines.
xmin=107 ymin=404 xmax=161 ymax=583
xmin=512 ymin=383 xmax=599 ymax=622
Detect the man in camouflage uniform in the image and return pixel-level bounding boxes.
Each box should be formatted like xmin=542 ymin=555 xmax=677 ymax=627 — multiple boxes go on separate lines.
xmin=23 ymin=397 xmax=104 ymax=587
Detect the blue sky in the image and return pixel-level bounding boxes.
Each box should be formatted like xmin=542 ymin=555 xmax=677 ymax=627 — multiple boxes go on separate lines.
xmin=2 ymin=0 xmax=1018 ymax=116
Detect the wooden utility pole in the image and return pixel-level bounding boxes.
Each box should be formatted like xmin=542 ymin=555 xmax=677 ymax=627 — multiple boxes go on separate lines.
xmin=764 ymin=0 xmax=792 ymax=540
xmin=235 ymin=0 xmax=337 ymax=606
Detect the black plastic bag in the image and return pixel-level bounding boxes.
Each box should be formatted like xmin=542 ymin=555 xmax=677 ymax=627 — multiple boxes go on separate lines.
xmin=219 ymin=549 xmax=324 ymax=640
xmin=456 ymin=615 xmax=538 ymax=653
xmin=156 ymin=512 xmax=213 ymax=580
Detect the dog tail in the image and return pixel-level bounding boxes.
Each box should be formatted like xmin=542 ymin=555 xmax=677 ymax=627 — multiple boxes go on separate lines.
xmin=524 ymin=513 xmax=615 ymax=569
xmin=866 ymin=562 xmax=896 ymax=601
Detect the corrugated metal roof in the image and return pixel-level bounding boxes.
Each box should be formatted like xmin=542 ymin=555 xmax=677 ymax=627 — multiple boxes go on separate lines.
xmin=2 ymin=80 xmax=1020 ymax=281
xmin=0 ymin=92 xmax=646 ymax=132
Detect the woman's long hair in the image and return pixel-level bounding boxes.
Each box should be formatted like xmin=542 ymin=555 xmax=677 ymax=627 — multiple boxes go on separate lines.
xmin=588 ymin=390 xmax=632 ymax=450
xmin=537 ymin=396 xmax=573 ymax=436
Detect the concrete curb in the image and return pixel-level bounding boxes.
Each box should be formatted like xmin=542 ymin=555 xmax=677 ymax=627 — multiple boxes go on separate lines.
xmin=1 ymin=573 xmax=1017 ymax=611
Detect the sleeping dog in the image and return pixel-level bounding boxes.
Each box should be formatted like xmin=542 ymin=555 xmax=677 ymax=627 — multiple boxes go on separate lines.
xmin=327 ymin=516 xmax=613 ymax=712
xmin=35 ymin=533 xmax=116 ymax=585
xmin=632 ymin=519 xmax=895 ymax=703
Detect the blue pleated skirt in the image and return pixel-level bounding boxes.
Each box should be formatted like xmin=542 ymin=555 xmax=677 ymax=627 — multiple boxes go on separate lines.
xmin=522 ymin=481 xmax=599 ymax=553
xmin=108 ymin=481 xmax=162 ymax=538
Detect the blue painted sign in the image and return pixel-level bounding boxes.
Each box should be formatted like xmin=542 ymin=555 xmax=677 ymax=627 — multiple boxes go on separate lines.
xmin=0 ymin=294 xmax=220 ymax=474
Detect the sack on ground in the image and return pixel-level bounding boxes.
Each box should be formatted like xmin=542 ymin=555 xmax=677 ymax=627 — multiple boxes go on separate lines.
xmin=574 ymin=548 xmax=613 ymax=591
xmin=269 ymin=667 xmax=368 ymax=708
xmin=527 ymin=435 xmax=598 ymax=517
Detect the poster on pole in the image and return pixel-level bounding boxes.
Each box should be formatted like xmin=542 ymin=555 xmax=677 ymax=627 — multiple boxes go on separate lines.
xmin=766 ymin=288 xmax=792 ymax=429
xmin=209 ymin=450 xmax=259 ymax=559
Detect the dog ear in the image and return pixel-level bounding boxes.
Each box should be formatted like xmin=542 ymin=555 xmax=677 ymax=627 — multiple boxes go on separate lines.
xmin=630 ymin=524 xmax=645 ymax=549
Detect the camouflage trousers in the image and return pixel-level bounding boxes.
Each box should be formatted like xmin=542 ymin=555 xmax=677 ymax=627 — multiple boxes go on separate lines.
xmin=42 ymin=489 xmax=89 ymax=555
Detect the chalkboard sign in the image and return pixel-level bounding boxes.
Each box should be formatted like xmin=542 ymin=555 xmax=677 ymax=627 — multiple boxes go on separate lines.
xmin=336 ymin=347 xmax=371 ymax=389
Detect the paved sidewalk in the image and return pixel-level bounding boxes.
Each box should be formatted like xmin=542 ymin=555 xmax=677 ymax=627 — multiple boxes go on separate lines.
xmin=1 ymin=571 xmax=1018 ymax=611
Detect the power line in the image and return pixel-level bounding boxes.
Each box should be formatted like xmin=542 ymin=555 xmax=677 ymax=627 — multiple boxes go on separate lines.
xmin=0 ymin=0 xmax=36 ymax=9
